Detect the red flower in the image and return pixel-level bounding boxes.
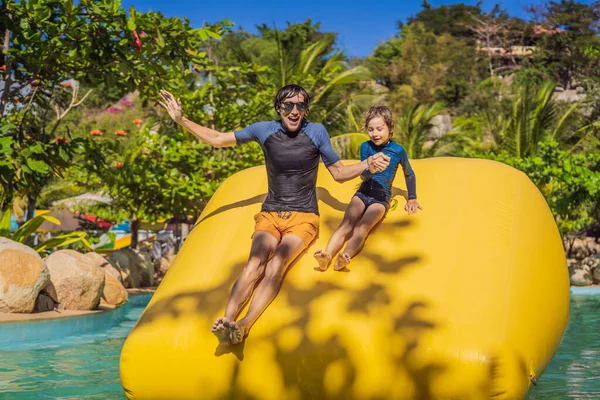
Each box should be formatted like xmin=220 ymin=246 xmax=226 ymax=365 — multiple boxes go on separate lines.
xmin=90 ymin=129 xmax=103 ymax=136
xmin=132 ymin=118 xmax=143 ymax=125
xmin=114 ymin=130 xmax=127 ymax=136
xmin=113 ymin=161 xmax=124 ymax=168
xmin=55 ymin=137 xmax=69 ymax=144
xmin=60 ymin=82 xmax=73 ymax=89
xmin=139 ymin=32 xmax=147 ymax=38
xmin=0 ymin=65 xmax=5 ymax=72
xmin=133 ymin=30 xmax=142 ymax=52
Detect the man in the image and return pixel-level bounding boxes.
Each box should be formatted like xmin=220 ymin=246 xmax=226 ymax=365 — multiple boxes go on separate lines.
xmin=159 ymin=84 xmax=389 ymax=344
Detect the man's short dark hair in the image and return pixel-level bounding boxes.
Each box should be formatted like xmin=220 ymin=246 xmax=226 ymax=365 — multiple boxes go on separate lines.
xmin=274 ymin=84 xmax=310 ymax=113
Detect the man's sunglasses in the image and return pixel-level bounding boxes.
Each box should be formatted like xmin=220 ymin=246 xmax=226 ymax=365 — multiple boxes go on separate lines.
xmin=281 ymin=102 xmax=308 ymax=112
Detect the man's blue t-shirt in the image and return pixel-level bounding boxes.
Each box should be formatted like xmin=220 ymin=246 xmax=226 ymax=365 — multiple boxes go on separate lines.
xmin=234 ymin=120 xmax=340 ymax=215
xmin=359 ymin=140 xmax=417 ymax=201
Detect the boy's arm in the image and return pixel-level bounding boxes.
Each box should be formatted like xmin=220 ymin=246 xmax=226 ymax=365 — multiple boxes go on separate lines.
xmin=398 ymin=149 xmax=417 ymax=200
xmin=159 ymin=90 xmax=237 ymax=148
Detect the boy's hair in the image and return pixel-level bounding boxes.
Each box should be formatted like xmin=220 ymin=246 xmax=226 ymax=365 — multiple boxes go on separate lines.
xmin=364 ymin=105 xmax=394 ymax=136
xmin=274 ymin=84 xmax=310 ymax=113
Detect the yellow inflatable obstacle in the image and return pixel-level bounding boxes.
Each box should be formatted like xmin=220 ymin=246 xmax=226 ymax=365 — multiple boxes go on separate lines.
xmin=120 ymin=157 xmax=569 ymax=400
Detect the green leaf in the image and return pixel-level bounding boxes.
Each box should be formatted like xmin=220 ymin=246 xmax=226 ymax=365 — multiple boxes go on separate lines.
xmin=206 ymin=30 xmax=221 ymax=39
xmin=198 ymin=28 xmax=208 ymax=41
xmin=34 ymin=232 xmax=90 ymax=252
xmin=156 ymin=29 xmax=165 ymax=48
xmin=0 ymin=136 xmax=13 ymax=155
xmin=0 ymin=123 xmax=16 ymax=133
xmin=127 ymin=6 xmax=136 ymax=31
xmin=13 ymin=215 xmax=61 ymax=243
xmin=0 ymin=211 xmax=11 ymax=238
xmin=26 ymin=158 xmax=50 ymax=173
xmin=59 ymin=146 xmax=69 ymax=162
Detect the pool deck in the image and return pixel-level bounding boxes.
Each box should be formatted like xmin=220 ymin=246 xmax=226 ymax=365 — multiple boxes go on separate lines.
xmin=0 ymin=288 xmax=156 ymax=323
xmin=570 ymin=285 xmax=600 ymax=295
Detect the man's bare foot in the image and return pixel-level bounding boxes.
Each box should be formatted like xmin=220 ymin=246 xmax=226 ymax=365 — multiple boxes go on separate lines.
xmin=313 ymin=249 xmax=332 ymax=271
xmin=231 ymin=322 xmax=248 ymax=345
xmin=211 ymin=317 xmax=235 ymax=345
xmin=334 ymin=252 xmax=351 ymax=271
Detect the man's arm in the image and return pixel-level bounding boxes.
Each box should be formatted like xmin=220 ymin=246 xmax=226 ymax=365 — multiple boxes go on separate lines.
xmin=159 ymin=90 xmax=236 ymax=148
xmin=178 ymin=117 xmax=237 ymax=148
xmin=326 ymin=155 xmax=389 ymax=183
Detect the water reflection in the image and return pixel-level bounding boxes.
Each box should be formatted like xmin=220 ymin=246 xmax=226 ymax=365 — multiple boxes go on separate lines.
xmin=527 ymin=295 xmax=600 ymax=399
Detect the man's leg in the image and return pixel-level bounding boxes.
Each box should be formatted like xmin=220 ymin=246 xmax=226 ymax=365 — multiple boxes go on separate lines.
xmin=232 ymin=234 xmax=307 ymax=343
xmin=314 ymin=196 xmax=365 ymax=271
xmin=335 ymin=204 xmax=386 ymax=270
xmin=211 ymin=231 xmax=278 ymax=344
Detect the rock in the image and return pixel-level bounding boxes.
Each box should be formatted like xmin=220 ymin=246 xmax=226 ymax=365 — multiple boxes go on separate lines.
xmin=567 ymin=237 xmax=596 ymax=260
xmin=100 ymin=272 xmax=128 ymax=307
xmin=428 ymin=114 xmax=452 ymax=140
xmin=84 ymin=252 xmax=128 ymax=307
xmin=106 ymin=250 xmax=134 ymax=288
xmin=107 ymin=249 xmax=154 ymax=288
xmin=581 ymin=254 xmax=600 ymax=284
xmin=566 ymin=258 xmax=578 ymax=268
xmin=85 ymin=252 xmax=123 ymax=283
xmin=41 ymin=282 xmax=59 ymax=303
xmin=555 ymin=89 xmax=586 ymax=103
xmin=586 ymin=238 xmax=600 ymax=255
xmin=45 ymin=250 xmax=105 ymax=310
xmin=0 ymin=238 xmax=51 ymax=313
xmin=157 ymin=254 xmax=175 ymax=276
xmin=569 ymin=262 xmax=593 ymax=286
xmin=34 ymin=293 xmax=55 ymax=312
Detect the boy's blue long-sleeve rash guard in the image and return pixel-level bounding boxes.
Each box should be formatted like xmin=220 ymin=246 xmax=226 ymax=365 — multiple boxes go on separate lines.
xmin=359 ymin=140 xmax=417 ymax=201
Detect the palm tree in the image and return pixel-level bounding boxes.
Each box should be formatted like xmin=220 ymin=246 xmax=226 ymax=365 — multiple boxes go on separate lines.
xmin=481 ymin=81 xmax=590 ymax=158
xmin=395 ymin=102 xmax=446 ymax=158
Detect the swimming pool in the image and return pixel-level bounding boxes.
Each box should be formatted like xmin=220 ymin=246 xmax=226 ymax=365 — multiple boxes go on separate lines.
xmin=0 ymin=293 xmax=598 ymax=399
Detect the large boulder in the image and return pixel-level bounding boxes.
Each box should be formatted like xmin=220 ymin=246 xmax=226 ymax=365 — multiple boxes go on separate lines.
xmin=45 ymin=250 xmax=105 ymax=310
xmin=0 ymin=238 xmax=51 ymax=313
xmin=580 ymin=253 xmax=600 ymax=284
xmin=567 ymin=237 xmax=599 ymax=260
xmin=101 ymin=273 xmax=128 ymax=307
xmin=428 ymin=114 xmax=452 ymax=140
xmin=107 ymin=249 xmax=154 ymax=288
xmin=569 ymin=261 xmax=593 ymax=286
xmin=157 ymin=254 xmax=175 ymax=276
xmin=85 ymin=251 xmax=123 ymax=283
xmin=85 ymin=252 xmax=128 ymax=307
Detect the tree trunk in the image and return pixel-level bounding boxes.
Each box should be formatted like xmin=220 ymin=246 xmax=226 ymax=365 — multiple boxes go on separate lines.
xmin=130 ymin=216 xmax=140 ymax=250
xmin=26 ymin=192 xmax=38 ymax=222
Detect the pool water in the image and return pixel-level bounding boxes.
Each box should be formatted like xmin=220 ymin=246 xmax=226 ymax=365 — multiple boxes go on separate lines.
xmin=0 ymin=294 xmax=598 ymax=399
xmin=527 ymin=294 xmax=600 ymax=399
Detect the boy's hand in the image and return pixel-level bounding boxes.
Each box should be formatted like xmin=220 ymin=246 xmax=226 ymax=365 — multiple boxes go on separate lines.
xmin=405 ymin=199 xmax=423 ymax=215
xmin=159 ymin=90 xmax=183 ymax=123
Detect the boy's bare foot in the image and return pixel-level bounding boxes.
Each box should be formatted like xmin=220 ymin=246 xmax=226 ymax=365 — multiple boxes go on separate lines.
xmin=211 ymin=317 xmax=235 ymax=345
xmin=334 ymin=252 xmax=351 ymax=271
xmin=314 ymin=249 xmax=332 ymax=271
xmin=231 ymin=322 xmax=248 ymax=345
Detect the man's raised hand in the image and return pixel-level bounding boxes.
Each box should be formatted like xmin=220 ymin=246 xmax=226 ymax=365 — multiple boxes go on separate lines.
xmin=159 ymin=90 xmax=183 ymax=123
